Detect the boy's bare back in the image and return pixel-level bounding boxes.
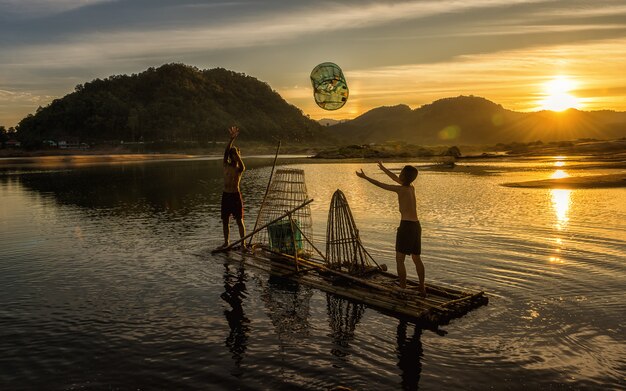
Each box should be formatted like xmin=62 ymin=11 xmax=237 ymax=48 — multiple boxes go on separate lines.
xmin=396 ymin=185 xmax=418 ymax=222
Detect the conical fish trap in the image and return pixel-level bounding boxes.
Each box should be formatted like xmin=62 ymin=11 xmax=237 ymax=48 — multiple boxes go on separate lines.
xmin=326 ymin=190 xmax=374 ymax=273
xmin=256 ymin=168 xmax=313 ymax=256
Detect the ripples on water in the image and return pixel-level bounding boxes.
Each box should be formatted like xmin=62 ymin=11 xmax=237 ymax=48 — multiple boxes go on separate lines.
xmin=0 ymin=156 xmax=624 ymax=389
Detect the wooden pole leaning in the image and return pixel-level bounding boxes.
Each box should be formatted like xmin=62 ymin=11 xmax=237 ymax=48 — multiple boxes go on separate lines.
xmin=247 ymin=140 xmax=281 ymax=246
xmin=291 ymin=220 xmax=329 ymax=264
xmin=287 ymin=212 xmax=299 ymax=272
xmin=212 ymin=198 xmax=313 ymax=254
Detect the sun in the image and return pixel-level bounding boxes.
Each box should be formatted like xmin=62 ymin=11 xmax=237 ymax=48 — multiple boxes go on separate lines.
xmin=538 ymin=76 xmax=582 ymax=112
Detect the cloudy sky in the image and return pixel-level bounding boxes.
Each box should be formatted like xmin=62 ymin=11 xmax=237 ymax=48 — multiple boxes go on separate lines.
xmin=1 ymin=0 xmax=625 ymax=126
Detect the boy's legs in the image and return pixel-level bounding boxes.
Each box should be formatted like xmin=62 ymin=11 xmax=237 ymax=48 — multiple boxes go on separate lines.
xmin=396 ymin=252 xmax=407 ymax=288
xmin=235 ymin=218 xmax=246 ymax=247
xmin=411 ymin=254 xmax=426 ymax=296
xmin=221 ymin=217 xmax=230 ymax=247
xmin=220 ymin=192 xmax=230 ymax=247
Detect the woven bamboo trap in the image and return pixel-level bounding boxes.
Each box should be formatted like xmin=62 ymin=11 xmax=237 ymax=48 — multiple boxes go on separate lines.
xmin=254 ymin=168 xmax=313 ymax=257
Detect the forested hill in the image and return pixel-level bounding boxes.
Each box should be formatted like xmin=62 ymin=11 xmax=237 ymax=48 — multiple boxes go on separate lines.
xmin=16 ymin=63 xmax=324 ymax=147
xmin=332 ymin=96 xmax=626 ymax=144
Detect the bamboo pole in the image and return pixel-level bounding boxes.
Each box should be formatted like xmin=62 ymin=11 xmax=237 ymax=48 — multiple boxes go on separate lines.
xmin=246 ymin=251 xmax=454 ymax=318
xmin=212 ymin=199 xmax=313 ymax=254
xmin=287 ymin=212 xmax=299 ymax=271
xmin=261 ymin=246 xmax=473 ymax=312
xmin=248 ymin=141 xmax=281 ymax=246
xmin=376 ymin=270 xmax=467 ymax=298
xmin=291 ymin=220 xmax=329 ymax=263
xmin=244 ymin=252 xmax=434 ymax=320
xmin=228 ymin=250 xmax=485 ymax=323
xmin=262 ymin=248 xmax=452 ymax=312
xmin=358 ymin=240 xmax=385 ymax=271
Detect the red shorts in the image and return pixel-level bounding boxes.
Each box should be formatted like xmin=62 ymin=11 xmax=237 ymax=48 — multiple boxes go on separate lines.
xmin=221 ymin=192 xmax=243 ymax=221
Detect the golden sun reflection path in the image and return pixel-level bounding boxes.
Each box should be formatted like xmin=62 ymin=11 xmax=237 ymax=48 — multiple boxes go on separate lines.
xmin=549 ymin=164 xmax=571 ymax=264
xmin=551 ymin=189 xmax=571 ymax=229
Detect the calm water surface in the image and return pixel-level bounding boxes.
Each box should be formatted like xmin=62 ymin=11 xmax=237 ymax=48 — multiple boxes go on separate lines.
xmin=0 ymin=156 xmax=624 ymax=390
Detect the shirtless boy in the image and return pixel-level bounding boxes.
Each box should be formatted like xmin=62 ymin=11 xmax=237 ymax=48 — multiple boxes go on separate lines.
xmin=356 ymin=162 xmax=425 ymax=296
xmin=220 ymin=126 xmax=246 ymax=248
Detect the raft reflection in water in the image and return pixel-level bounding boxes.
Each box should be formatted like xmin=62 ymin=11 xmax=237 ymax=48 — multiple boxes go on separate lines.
xmin=326 ymin=294 xmax=365 ymax=358
xmin=261 ymin=275 xmax=313 ymax=339
xmin=326 ymin=294 xmax=424 ymax=390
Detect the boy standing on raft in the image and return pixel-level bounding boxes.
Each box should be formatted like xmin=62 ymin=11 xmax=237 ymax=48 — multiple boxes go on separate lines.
xmin=356 ymin=162 xmax=425 ymax=296
xmin=220 ymin=126 xmax=246 ymax=249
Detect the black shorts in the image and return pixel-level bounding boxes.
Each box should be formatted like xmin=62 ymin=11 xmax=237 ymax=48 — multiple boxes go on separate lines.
xmin=221 ymin=192 xmax=243 ymax=221
xmin=395 ymin=220 xmax=421 ymax=255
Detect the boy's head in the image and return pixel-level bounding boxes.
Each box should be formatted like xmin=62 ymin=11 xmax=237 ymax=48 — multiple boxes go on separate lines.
xmin=399 ymin=165 xmax=418 ymax=185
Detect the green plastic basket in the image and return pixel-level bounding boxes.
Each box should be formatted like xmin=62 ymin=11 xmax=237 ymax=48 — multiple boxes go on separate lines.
xmin=268 ymin=220 xmax=303 ymax=254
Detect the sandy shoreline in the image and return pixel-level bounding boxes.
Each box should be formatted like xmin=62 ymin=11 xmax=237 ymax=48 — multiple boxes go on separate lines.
xmin=503 ymin=173 xmax=626 ymax=189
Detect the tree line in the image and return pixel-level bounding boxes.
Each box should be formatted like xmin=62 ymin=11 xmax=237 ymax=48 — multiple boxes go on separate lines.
xmin=13 ymin=63 xmax=326 ymax=149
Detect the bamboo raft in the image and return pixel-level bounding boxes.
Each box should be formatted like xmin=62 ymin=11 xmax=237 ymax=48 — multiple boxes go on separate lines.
xmin=214 ymin=168 xmax=488 ymax=326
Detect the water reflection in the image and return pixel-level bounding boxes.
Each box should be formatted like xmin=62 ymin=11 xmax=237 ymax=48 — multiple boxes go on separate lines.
xmin=3 ymin=158 xmax=624 ymax=388
xmin=396 ymin=321 xmax=423 ymax=391
xmin=220 ymin=262 xmax=250 ymax=374
xmin=9 ymin=161 xmax=223 ymax=213
xmin=326 ymin=294 xmax=365 ymax=358
xmin=551 ymin=169 xmax=568 ymax=180
xmin=549 ymin=237 xmax=566 ymax=264
xmin=551 ymin=189 xmax=571 ymax=229
xmin=550 ymin=166 xmax=572 ymax=263
xmin=260 ymin=275 xmax=312 ymax=339
xmin=549 ymin=166 xmax=571 ymax=231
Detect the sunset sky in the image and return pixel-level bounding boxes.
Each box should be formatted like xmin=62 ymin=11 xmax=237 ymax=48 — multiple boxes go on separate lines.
xmin=1 ymin=0 xmax=625 ymax=127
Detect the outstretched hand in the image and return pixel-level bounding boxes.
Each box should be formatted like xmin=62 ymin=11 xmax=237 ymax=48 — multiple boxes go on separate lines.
xmin=355 ymin=169 xmax=366 ymax=179
xmin=228 ymin=126 xmax=240 ymax=139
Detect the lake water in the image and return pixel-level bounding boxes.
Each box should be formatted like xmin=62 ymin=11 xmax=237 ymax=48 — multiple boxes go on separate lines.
xmin=1 ymin=155 xmax=624 ymax=390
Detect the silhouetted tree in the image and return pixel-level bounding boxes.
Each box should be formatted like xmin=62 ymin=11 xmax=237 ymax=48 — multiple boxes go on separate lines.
xmin=15 ymin=63 xmax=326 ymax=147
xmin=0 ymin=126 xmax=7 ymax=146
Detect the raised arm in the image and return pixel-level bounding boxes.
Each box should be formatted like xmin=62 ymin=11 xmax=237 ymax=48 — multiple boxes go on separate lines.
xmin=223 ymin=126 xmax=239 ymax=164
xmin=232 ymin=149 xmax=245 ymax=172
xmin=356 ymin=169 xmax=401 ymax=192
xmin=377 ymin=161 xmax=402 ymax=184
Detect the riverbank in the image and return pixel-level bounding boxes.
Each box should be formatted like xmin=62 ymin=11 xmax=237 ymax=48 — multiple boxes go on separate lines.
xmin=3 ymin=138 xmax=625 ymax=175
xmin=0 ymin=153 xmax=205 ymax=169
xmin=0 ymin=141 xmax=315 ymax=159
xmin=3 ymin=138 xmax=624 ymax=161
xmin=503 ymin=173 xmax=626 ymax=189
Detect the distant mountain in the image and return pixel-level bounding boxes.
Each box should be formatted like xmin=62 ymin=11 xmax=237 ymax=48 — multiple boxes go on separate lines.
xmin=332 ymin=96 xmax=626 ymax=144
xmin=16 ymin=63 xmax=326 ymax=147
xmin=318 ymin=118 xmax=348 ymax=127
